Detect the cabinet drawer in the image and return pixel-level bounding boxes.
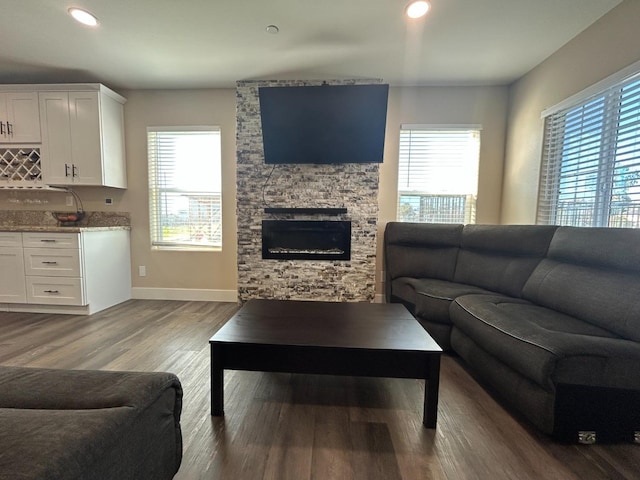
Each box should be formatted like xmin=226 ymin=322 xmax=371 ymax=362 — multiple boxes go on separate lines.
xmin=22 ymin=232 xmax=79 ymax=249
xmin=23 ymin=248 xmax=81 ymax=276
xmin=0 ymin=231 xmax=22 ymax=247
xmin=26 ymin=276 xmax=85 ymax=305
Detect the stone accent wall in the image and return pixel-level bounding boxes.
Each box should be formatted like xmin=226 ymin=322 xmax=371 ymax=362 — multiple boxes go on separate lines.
xmin=236 ymin=79 xmax=381 ymax=303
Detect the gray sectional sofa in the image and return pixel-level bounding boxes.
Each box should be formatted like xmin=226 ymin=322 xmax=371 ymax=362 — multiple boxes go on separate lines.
xmin=384 ymin=222 xmax=640 ymax=443
xmin=0 ymin=366 xmax=183 ymax=479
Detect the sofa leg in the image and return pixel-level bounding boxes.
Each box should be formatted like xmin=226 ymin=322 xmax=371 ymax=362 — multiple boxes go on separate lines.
xmin=577 ymin=431 xmax=597 ymax=444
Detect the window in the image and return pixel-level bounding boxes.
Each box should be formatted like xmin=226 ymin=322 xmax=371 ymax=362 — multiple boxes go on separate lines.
xmin=397 ymin=126 xmax=480 ymax=224
xmin=538 ymin=71 xmax=640 ymax=227
xmin=147 ymin=126 xmax=222 ymax=249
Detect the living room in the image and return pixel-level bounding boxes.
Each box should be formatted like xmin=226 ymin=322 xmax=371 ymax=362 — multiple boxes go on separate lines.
xmin=1 ymin=1 xmax=639 ymax=479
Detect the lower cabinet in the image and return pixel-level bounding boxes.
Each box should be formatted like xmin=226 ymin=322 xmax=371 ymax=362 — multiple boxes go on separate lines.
xmin=0 ymin=232 xmax=27 ymax=303
xmin=0 ymin=230 xmax=131 ymax=315
xmin=26 ymin=277 xmax=84 ymax=306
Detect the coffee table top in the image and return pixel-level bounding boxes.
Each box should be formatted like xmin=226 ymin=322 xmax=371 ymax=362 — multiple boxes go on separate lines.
xmin=210 ymin=299 xmax=442 ymax=353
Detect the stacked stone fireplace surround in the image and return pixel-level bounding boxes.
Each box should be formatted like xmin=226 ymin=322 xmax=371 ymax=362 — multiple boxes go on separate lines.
xmin=236 ymin=79 xmax=381 ymax=303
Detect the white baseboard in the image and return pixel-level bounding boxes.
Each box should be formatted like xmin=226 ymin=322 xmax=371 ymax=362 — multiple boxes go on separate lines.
xmin=131 ymin=287 xmax=238 ymax=303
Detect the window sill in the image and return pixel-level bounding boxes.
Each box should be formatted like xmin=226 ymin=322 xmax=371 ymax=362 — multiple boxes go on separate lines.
xmin=151 ymin=245 xmax=222 ymax=252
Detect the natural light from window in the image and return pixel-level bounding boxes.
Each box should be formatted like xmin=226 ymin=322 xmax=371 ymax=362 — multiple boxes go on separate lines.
xmin=397 ymin=126 xmax=481 ymax=224
xmin=147 ymin=127 xmax=222 ymax=250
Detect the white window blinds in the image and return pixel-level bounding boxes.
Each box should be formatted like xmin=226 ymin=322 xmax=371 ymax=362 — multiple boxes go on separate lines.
xmin=538 ymin=74 xmax=640 ymax=227
xmin=397 ymin=126 xmax=480 ymax=224
xmin=147 ymin=127 xmax=222 ymax=249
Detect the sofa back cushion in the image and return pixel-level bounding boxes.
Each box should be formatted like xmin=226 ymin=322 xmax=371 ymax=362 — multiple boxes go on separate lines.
xmin=522 ymin=226 xmax=640 ymax=342
xmin=453 ymin=225 xmax=558 ymax=297
xmin=384 ymin=222 xmax=462 ymax=281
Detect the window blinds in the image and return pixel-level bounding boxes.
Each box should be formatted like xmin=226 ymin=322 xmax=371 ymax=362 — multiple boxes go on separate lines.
xmin=147 ymin=127 xmax=222 ymax=248
xmin=538 ymin=76 xmax=640 ymax=227
xmin=397 ymin=127 xmax=480 ymax=224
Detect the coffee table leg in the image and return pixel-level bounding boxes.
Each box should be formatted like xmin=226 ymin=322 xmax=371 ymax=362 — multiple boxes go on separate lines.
xmin=211 ymin=343 xmax=224 ymax=416
xmin=423 ymin=354 xmax=441 ymax=428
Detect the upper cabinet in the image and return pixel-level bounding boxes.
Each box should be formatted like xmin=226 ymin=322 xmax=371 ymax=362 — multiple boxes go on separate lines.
xmin=0 ymin=92 xmax=41 ymax=143
xmin=39 ymin=85 xmax=127 ymax=188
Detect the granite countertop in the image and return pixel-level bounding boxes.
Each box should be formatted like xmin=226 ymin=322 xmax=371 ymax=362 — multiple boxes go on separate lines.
xmin=0 ymin=225 xmax=130 ymax=233
xmin=0 ymin=211 xmax=131 ymax=232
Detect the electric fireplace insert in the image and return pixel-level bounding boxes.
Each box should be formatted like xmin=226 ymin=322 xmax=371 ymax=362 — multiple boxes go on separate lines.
xmin=262 ymin=220 xmax=351 ymax=261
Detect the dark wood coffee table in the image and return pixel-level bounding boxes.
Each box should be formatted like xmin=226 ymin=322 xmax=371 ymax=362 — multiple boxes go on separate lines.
xmin=209 ymin=299 xmax=443 ymax=427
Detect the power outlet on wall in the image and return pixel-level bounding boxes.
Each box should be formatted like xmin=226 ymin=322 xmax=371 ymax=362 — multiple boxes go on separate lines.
xmin=138 ymin=266 xmax=146 ymax=277
xmin=66 ymin=195 xmax=74 ymax=207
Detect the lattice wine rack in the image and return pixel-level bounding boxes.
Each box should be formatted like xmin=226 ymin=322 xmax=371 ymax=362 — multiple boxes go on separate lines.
xmin=0 ymin=148 xmax=42 ymax=186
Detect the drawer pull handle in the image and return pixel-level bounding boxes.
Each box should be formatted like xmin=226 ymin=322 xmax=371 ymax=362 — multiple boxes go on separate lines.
xmin=44 ymin=290 xmax=60 ymax=294
xmin=40 ymin=239 xmax=57 ymax=243
xmin=42 ymin=261 xmax=58 ymax=265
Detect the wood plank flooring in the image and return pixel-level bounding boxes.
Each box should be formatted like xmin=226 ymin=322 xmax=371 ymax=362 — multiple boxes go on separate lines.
xmin=1 ymin=299 xmax=638 ymax=479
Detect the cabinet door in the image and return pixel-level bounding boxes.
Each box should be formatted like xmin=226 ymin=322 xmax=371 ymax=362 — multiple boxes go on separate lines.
xmin=69 ymin=91 xmax=103 ymax=185
xmin=39 ymin=92 xmax=74 ymax=186
xmin=0 ymin=247 xmax=27 ymax=303
xmin=0 ymin=93 xmax=7 ymax=141
xmin=4 ymin=92 xmax=41 ymax=143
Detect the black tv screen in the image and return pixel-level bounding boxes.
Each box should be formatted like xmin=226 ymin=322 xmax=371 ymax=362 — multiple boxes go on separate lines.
xmin=258 ymin=84 xmax=389 ymax=164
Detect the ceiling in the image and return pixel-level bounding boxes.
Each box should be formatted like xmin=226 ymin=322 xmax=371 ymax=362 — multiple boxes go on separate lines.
xmin=0 ymin=0 xmax=623 ymax=90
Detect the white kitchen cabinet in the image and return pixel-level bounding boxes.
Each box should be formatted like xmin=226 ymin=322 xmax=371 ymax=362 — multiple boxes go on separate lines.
xmin=39 ymin=86 xmax=127 ymax=188
xmin=0 ymin=92 xmax=41 ymax=143
xmin=0 ymin=232 xmax=27 ymax=303
xmin=26 ymin=277 xmax=85 ymax=306
xmin=0 ymin=229 xmax=131 ymax=314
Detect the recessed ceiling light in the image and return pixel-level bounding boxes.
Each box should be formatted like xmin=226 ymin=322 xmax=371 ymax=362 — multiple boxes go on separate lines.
xmin=68 ymin=7 xmax=99 ymax=27
xmin=265 ymin=25 xmax=280 ymax=34
xmin=405 ymin=0 xmax=431 ymax=19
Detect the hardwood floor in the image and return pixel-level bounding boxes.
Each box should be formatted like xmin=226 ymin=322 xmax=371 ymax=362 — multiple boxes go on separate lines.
xmin=1 ymin=299 xmax=638 ymax=479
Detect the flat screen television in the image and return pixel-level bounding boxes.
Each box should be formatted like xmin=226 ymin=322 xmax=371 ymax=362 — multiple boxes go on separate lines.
xmin=258 ymin=84 xmax=389 ymax=164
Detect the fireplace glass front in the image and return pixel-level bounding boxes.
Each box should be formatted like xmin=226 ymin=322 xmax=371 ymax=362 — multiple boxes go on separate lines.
xmin=262 ymin=220 xmax=351 ymax=261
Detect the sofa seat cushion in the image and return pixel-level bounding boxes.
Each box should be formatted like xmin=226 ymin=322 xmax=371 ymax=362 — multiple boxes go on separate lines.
xmin=406 ymin=278 xmax=493 ymax=324
xmin=0 ymin=407 xmax=135 ymax=479
xmin=0 ymin=367 xmax=183 ymax=480
xmin=450 ymin=294 xmax=640 ymax=391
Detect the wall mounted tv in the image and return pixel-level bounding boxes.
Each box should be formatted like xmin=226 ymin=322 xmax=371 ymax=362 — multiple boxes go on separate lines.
xmin=258 ymin=84 xmax=389 ymax=165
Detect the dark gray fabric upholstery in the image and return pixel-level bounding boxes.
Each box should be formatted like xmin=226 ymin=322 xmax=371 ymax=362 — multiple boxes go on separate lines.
xmin=384 ymin=222 xmax=462 ymax=283
xmin=407 ymin=278 xmax=491 ymax=323
xmin=416 ymin=319 xmax=456 ymax=351
xmin=546 ymin=226 xmax=640 ymax=271
xmin=383 ymin=222 xmax=640 ymax=441
xmin=451 ymin=327 xmax=556 ymax=433
xmin=451 ymin=295 xmax=640 ymax=390
xmin=523 ymin=227 xmax=640 ymax=342
xmin=0 ymin=366 xmax=183 ymax=480
xmin=453 ymin=224 xmax=557 ymax=297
